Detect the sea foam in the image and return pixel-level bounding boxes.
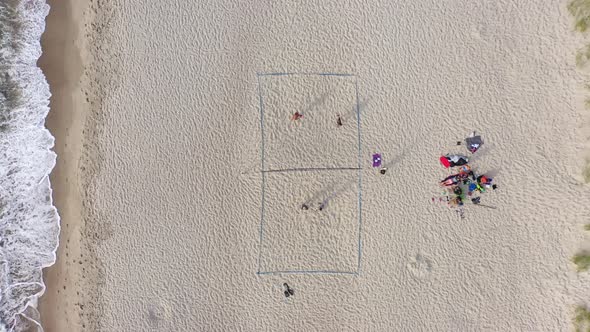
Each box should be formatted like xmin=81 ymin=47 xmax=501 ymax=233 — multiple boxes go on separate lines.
xmin=0 ymin=1 xmax=59 ymax=331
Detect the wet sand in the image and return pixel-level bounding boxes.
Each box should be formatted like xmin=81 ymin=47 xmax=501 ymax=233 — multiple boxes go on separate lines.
xmin=38 ymin=0 xmax=86 ymax=330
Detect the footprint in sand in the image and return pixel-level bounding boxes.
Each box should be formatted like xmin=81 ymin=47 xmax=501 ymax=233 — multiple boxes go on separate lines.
xmin=471 ymin=24 xmax=488 ymax=41
xmin=146 ymin=301 xmax=172 ymax=328
xmin=407 ymin=254 xmax=434 ymax=280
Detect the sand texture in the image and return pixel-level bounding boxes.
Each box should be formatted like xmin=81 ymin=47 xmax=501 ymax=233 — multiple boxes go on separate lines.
xmin=45 ymin=0 xmax=590 ymax=330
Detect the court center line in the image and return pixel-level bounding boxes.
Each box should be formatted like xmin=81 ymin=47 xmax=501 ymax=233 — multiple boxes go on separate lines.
xmin=257 ymin=270 xmax=358 ymax=276
xmin=262 ymin=167 xmax=361 ymax=173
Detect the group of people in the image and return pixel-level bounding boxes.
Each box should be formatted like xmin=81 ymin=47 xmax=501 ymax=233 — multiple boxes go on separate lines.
xmin=291 ymin=114 xmax=495 ymax=214
xmin=291 ymin=111 xmax=343 ymax=127
xmin=293 ymin=111 xmax=344 ymax=212
xmin=436 ymin=133 xmax=497 ymax=209
xmin=301 ymin=202 xmax=326 ymax=211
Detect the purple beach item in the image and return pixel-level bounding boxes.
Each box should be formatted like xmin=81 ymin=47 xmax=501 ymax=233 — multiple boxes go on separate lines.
xmin=372 ymin=153 xmax=382 ymax=167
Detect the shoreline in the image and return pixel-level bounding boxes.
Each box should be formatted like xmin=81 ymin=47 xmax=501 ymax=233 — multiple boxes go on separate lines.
xmin=38 ymin=0 xmax=87 ymax=330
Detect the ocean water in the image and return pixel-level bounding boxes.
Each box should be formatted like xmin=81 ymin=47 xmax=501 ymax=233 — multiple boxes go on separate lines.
xmin=0 ymin=1 xmax=59 ymax=331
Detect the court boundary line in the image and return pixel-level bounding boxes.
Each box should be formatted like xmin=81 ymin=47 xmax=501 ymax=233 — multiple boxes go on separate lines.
xmin=256 ymin=72 xmax=363 ymax=276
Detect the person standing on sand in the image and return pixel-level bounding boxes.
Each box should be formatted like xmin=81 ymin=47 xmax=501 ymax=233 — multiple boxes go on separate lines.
xmin=283 ymin=283 xmax=294 ymax=297
xmin=337 ymin=115 xmax=343 ymax=126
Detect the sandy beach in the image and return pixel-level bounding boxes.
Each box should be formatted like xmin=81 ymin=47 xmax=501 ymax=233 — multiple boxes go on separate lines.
xmin=38 ymin=0 xmax=590 ymax=330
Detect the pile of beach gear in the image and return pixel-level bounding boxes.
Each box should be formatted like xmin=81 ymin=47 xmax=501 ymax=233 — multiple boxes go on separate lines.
xmin=433 ymin=133 xmax=497 ymax=218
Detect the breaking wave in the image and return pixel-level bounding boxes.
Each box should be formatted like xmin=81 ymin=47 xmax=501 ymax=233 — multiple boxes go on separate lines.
xmin=0 ymin=1 xmax=59 ymax=331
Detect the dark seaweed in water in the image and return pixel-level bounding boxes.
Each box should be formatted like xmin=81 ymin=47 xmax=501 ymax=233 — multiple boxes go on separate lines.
xmin=0 ymin=0 xmax=25 ymax=132
xmin=0 ymin=72 xmax=24 ymax=132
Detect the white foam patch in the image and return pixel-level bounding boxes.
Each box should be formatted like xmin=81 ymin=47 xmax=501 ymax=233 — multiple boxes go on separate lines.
xmin=0 ymin=1 xmax=59 ymax=331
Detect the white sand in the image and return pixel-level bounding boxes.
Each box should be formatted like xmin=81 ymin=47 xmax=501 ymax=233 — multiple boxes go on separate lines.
xmin=51 ymin=0 xmax=590 ymax=330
